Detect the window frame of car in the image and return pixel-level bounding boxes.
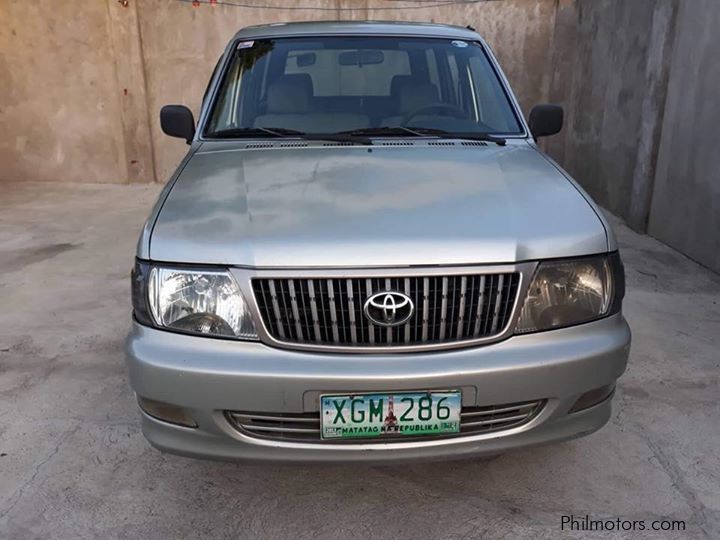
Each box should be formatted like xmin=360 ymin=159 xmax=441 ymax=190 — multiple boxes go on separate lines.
xmin=197 ymin=34 xmax=530 ymax=141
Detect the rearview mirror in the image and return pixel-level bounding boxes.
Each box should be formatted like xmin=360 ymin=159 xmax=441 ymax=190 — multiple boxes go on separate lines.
xmin=160 ymin=105 xmax=195 ymax=144
xmin=338 ymin=50 xmax=385 ymax=66
xmin=529 ymin=104 xmax=563 ymax=139
xmin=295 ymin=52 xmax=316 ymax=67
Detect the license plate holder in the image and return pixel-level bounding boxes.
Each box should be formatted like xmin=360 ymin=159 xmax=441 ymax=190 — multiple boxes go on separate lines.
xmin=320 ymin=391 xmax=461 ymax=440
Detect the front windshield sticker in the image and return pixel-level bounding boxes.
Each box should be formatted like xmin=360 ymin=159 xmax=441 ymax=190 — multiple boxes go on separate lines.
xmin=236 ymin=40 xmax=255 ymax=50
xmin=451 ymin=40 xmax=468 ymax=48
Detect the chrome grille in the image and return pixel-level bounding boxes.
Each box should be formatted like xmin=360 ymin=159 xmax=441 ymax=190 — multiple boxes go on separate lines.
xmin=226 ymin=400 xmax=544 ymax=444
xmin=252 ymin=273 xmax=520 ymax=348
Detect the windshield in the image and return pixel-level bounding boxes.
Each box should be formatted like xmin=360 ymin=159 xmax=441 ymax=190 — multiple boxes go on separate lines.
xmin=205 ymin=36 xmax=523 ymax=137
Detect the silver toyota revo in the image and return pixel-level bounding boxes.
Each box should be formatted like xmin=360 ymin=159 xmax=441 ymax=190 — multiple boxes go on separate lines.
xmin=126 ymin=21 xmax=631 ymax=462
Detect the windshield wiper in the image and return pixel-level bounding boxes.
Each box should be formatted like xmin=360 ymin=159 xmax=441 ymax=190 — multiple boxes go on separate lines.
xmin=338 ymin=126 xmax=507 ymax=146
xmin=432 ymin=130 xmax=507 ymax=146
xmin=204 ymin=127 xmax=372 ymax=145
xmin=338 ymin=126 xmax=443 ymax=138
xmin=205 ymin=127 xmax=305 ymax=139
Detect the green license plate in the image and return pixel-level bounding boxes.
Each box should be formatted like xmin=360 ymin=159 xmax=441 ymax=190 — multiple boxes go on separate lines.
xmin=320 ymin=391 xmax=461 ymax=440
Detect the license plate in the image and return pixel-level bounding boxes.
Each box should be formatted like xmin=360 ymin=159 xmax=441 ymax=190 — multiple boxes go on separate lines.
xmin=320 ymin=391 xmax=461 ymax=440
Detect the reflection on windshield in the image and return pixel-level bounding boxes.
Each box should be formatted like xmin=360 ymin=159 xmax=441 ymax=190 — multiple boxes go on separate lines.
xmin=206 ymin=36 xmax=522 ymax=137
xmin=237 ymin=41 xmax=274 ymax=71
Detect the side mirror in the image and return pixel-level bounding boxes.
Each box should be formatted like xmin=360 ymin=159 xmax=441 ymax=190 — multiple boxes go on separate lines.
xmin=529 ymin=104 xmax=563 ymax=139
xmin=160 ymin=105 xmax=195 ymax=144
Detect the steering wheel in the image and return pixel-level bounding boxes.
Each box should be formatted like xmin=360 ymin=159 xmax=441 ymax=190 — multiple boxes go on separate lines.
xmin=401 ymin=103 xmax=468 ymax=126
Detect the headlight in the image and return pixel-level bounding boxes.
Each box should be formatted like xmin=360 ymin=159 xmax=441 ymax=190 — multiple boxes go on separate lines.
xmin=131 ymin=261 xmax=257 ymax=339
xmin=515 ymin=252 xmax=624 ymax=334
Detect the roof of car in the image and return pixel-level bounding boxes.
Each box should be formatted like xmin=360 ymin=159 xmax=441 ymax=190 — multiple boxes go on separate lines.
xmin=233 ymin=21 xmax=482 ymax=41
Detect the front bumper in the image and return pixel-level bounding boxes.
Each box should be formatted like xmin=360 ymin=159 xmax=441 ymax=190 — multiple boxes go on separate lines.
xmin=125 ymin=314 xmax=631 ymax=463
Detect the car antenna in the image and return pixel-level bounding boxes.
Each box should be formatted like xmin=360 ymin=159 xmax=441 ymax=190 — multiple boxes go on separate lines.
xmin=466 ymin=25 xmax=476 ymax=31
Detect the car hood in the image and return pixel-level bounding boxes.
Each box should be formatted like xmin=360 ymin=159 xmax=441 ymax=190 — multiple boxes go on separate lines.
xmin=149 ymin=141 xmax=608 ymax=267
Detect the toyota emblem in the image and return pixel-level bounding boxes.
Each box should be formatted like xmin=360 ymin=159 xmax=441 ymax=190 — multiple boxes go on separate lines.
xmin=363 ymin=291 xmax=415 ymax=327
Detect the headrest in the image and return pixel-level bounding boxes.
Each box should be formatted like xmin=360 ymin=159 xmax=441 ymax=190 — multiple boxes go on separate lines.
xmin=266 ymin=76 xmax=312 ymax=113
xmin=398 ymin=82 xmax=440 ymax=113
xmin=281 ymin=73 xmax=314 ymax=96
xmin=390 ymin=75 xmax=420 ymax=97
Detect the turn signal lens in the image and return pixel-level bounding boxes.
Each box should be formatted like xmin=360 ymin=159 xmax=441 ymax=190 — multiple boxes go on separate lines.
xmin=131 ymin=261 xmax=153 ymax=326
xmin=568 ymin=384 xmax=616 ymax=413
xmin=137 ymin=396 xmax=197 ymax=428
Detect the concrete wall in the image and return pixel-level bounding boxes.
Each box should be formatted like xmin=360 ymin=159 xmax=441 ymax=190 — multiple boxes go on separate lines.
xmin=545 ymin=0 xmax=677 ymax=223
xmin=1 ymin=0 xmax=718 ymax=271
xmin=544 ymin=0 xmax=720 ymax=273
xmin=646 ymin=0 xmax=720 ymax=272
xmin=0 ymin=0 xmax=557 ymax=184
xmin=0 ymin=1 xmax=129 ymax=183
xmin=137 ymin=0 xmax=344 ymax=181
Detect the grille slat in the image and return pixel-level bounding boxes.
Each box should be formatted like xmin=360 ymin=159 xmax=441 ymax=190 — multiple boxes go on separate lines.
xmin=307 ymin=280 xmax=322 ymax=341
xmin=404 ymin=277 xmax=411 ymax=344
xmin=242 ymin=413 xmax=319 ymax=423
xmin=491 ymin=274 xmax=505 ymax=334
xmin=346 ymin=279 xmax=358 ymax=344
xmin=482 ymin=275 xmax=496 ymax=337
xmin=461 ymin=403 xmax=537 ymax=417
xmin=439 ymin=277 xmax=448 ymax=341
xmin=227 ymin=399 xmax=544 ymax=443
xmin=243 ymin=425 xmax=320 ymax=434
xmin=327 ymin=280 xmax=340 ymax=344
xmin=461 ymin=413 xmax=529 ymax=428
xmin=473 ymin=275 xmax=487 ymax=337
xmin=267 ymin=280 xmax=286 ymax=340
xmin=253 ymin=272 xmax=520 ymax=349
xmin=365 ymin=279 xmax=375 ymax=345
xmin=287 ymin=280 xmax=304 ymax=342
xmin=385 ymin=278 xmax=393 ymax=344
xmin=421 ymin=277 xmax=430 ymax=342
xmin=456 ymin=276 xmax=468 ymax=340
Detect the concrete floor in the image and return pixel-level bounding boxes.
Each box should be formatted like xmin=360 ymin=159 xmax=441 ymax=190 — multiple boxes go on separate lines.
xmin=0 ymin=182 xmax=718 ymax=539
